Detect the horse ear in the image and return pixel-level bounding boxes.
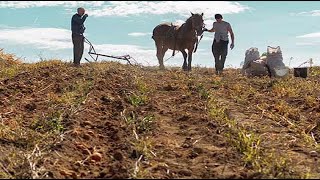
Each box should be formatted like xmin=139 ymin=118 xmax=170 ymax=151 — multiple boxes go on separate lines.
xmin=201 ymin=13 xmax=203 ymax=16
xmin=190 ymin=12 xmax=194 ymax=16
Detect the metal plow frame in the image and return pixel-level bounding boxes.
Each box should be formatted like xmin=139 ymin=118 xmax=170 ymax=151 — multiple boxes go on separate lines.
xmin=84 ymin=37 xmax=136 ymax=65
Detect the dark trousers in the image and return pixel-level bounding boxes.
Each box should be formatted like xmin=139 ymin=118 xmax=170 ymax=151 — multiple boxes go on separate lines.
xmin=212 ymin=40 xmax=229 ymax=71
xmin=72 ymin=34 xmax=84 ymax=65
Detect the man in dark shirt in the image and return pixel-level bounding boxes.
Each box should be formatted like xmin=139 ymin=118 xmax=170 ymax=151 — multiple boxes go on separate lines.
xmin=71 ymin=7 xmax=88 ymax=66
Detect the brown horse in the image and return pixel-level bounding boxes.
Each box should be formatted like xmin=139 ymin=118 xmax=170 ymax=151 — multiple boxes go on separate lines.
xmin=152 ymin=12 xmax=205 ymax=71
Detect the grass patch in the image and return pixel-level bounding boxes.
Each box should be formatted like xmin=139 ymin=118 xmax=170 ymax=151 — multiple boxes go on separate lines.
xmin=123 ymin=111 xmax=156 ymax=134
xmin=208 ymin=94 xmax=299 ymax=178
xmin=30 ymin=111 xmax=64 ymax=133
xmin=127 ymin=92 xmax=147 ymax=107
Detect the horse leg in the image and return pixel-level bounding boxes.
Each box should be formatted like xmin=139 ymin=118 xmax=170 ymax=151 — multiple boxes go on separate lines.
xmin=155 ymin=40 xmax=166 ymax=70
xmin=187 ymin=48 xmax=193 ymax=71
xmin=160 ymin=46 xmax=168 ymax=69
xmin=181 ymin=50 xmax=188 ymax=71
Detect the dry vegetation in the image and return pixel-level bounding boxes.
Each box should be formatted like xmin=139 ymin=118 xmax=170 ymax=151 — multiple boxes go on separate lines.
xmin=1 ymin=49 xmax=320 ymax=178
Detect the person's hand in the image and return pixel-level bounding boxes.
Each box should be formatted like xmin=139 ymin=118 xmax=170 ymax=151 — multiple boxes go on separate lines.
xmin=83 ymin=14 xmax=88 ymax=18
xmin=202 ymin=28 xmax=208 ymax=32
xmin=230 ymin=43 xmax=234 ymax=50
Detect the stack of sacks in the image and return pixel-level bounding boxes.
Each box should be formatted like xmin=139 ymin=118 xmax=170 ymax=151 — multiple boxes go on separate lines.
xmin=242 ymin=47 xmax=269 ymax=77
xmin=242 ymin=46 xmax=289 ymax=78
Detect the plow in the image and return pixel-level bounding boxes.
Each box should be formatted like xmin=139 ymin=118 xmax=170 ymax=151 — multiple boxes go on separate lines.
xmin=83 ymin=37 xmax=137 ymax=65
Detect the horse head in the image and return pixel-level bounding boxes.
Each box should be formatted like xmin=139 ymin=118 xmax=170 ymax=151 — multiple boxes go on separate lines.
xmin=190 ymin=12 xmax=204 ymax=36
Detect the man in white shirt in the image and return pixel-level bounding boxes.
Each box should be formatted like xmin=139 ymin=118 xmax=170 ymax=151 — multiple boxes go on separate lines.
xmin=204 ymin=14 xmax=235 ymax=75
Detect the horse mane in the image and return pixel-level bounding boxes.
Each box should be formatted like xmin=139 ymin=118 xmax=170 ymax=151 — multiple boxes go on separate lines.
xmin=184 ymin=13 xmax=202 ymax=28
xmin=185 ymin=15 xmax=193 ymax=25
xmin=178 ymin=14 xmax=194 ymax=31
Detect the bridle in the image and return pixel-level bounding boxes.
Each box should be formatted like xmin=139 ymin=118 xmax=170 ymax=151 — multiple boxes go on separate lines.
xmin=190 ymin=14 xmax=205 ymax=36
xmin=190 ymin=15 xmax=205 ymax=53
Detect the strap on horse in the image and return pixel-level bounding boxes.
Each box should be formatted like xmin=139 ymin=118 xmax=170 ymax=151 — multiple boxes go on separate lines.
xmin=171 ymin=25 xmax=205 ymax=55
xmin=194 ymin=33 xmax=203 ymax=53
xmin=164 ymin=24 xmax=205 ymax=62
xmin=163 ymin=24 xmax=178 ymax=62
xmin=194 ymin=24 xmax=206 ymax=53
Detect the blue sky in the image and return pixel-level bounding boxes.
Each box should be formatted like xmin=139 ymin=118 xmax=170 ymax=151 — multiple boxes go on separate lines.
xmin=0 ymin=1 xmax=320 ymax=68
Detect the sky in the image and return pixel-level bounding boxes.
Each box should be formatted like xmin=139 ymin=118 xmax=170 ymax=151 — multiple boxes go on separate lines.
xmin=0 ymin=1 xmax=320 ymax=68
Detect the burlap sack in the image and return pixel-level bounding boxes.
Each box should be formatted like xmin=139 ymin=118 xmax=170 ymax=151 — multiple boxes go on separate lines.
xmin=244 ymin=59 xmax=270 ymax=77
xmin=242 ymin=47 xmax=260 ymax=71
xmin=266 ymin=46 xmax=289 ymax=78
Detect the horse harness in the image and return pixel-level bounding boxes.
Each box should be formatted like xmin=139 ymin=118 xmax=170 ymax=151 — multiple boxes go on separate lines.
xmin=166 ymin=22 xmax=204 ymax=59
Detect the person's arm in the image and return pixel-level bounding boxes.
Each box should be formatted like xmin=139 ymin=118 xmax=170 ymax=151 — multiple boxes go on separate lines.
xmin=203 ymin=22 xmax=215 ymax=33
xmin=207 ymin=28 xmax=215 ymax=33
xmin=72 ymin=14 xmax=88 ymax=25
xmin=228 ymin=24 xmax=234 ymax=49
xmin=203 ymin=27 xmax=214 ymax=33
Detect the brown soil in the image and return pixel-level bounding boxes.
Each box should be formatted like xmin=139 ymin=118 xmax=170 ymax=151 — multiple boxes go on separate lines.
xmin=1 ymin=60 xmax=320 ymax=179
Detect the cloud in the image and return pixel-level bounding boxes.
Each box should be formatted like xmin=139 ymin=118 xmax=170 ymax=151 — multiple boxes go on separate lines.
xmin=86 ymin=1 xmax=249 ymax=18
xmin=87 ymin=44 xmax=157 ymax=66
xmin=174 ymin=20 xmax=185 ymax=26
xmin=0 ymin=1 xmax=249 ymax=19
xmin=296 ymin=32 xmax=320 ymax=38
xmin=0 ymin=1 xmax=104 ymax=9
xmin=0 ymin=27 xmax=72 ymax=50
xmin=291 ymin=10 xmax=320 ymax=16
xmin=87 ymin=43 xmax=189 ymax=67
xmin=0 ymin=26 xmax=215 ymax=67
xmin=295 ymin=42 xmax=317 ymax=46
xmin=0 ymin=24 xmax=15 ymax=29
xmin=85 ymin=43 xmax=211 ymax=67
xmin=161 ymin=18 xmax=213 ymax=29
xmin=128 ymin=32 xmax=152 ymax=37
xmin=295 ymin=32 xmax=320 ymax=46
xmin=0 ymin=26 xmax=165 ymax=66
xmin=83 ymin=42 xmax=214 ymax=67
xmin=204 ymin=19 xmax=215 ymax=28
